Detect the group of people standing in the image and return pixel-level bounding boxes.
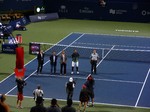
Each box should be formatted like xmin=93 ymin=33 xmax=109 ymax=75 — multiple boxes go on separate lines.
xmin=37 ymin=49 xmax=100 ymax=75
xmin=65 ymin=74 xmax=95 ymax=112
xmin=14 ymin=73 xmax=95 ymax=112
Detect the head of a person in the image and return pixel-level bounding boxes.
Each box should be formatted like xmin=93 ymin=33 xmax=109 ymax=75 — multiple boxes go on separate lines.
xmin=52 ymin=51 xmax=56 ymax=55
xmin=17 ymin=76 xmax=22 ymax=80
xmin=69 ymin=77 xmax=73 ymax=82
xmin=36 ymin=97 xmax=43 ymax=105
xmin=74 ymin=49 xmax=77 ymax=53
xmin=62 ymin=50 xmax=65 ymax=54
xmin=87 ymin=74 xmax=93 ymax=81
xmin=67 ymin=99 xmax=73 ymax=107
xmin=37 ymin=85 xmax=41 ymax=89
xmin=93 ymin=49 xmax=96 ymax=54
xmin=51 ymin=98 xmax=57 ymax=106
xmin=0 ymin=94 xmax=6 ymax=102
xmin=40 ymin=50 xmax=43 ymax=54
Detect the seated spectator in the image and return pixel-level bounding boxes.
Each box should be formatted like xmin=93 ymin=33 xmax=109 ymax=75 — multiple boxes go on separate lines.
xmin=0 ymin=94 xmax=10 ymax=112
xmin=30 ymin=97 xmax=47 ymax=112
xmin=78 ymin=85 xmax=89 ymax=112
xmin=47 ymin=98 xmax=61 ymax=112
xmin=15 ymin=23 xmax=26 ymax=31
xmin=61 ymin=99 xmax=76 ymax=112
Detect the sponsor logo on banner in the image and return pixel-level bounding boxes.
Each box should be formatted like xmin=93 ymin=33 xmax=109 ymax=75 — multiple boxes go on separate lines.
xmin=141 ymin=10 xmax=150 ymax=16
xmin=79 ymin=7 xmax=94 ymax=14
xmin=37 ymin=15 xmax=47 ymax=20
xmin=109 ymin=9 xmax=127 ymax=15
xmin=59 ymin=5 xmax=68 ymax=13
xmin=29 ymin=43 xmax=40 ymax=54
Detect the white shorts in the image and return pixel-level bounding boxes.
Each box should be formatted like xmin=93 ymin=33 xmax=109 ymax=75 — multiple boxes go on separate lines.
xmin=72 ymin=61 xmax=79 ymax=67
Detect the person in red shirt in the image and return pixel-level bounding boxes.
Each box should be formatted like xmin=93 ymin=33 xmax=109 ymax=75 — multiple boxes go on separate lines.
xmin=16 ymin=77 xmax=26 ymax=109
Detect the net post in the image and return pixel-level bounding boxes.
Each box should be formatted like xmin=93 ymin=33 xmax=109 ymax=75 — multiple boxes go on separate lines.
xmin=102 ymin=48 xmax=104 ymax=58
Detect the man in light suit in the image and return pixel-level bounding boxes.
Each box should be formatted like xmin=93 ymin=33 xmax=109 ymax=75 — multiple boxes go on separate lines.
xmin=60 ymin=50 xmax=67 ymax=75
xmin=50 ymin=51 xmax=58 ymax=74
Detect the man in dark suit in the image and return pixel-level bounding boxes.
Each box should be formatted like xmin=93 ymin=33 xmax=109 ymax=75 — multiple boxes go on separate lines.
xmin=37 ymin=50 xmax=44 ymax=74
xmin=50 ymin=51 xmax=57 ymax=74
xmin=60 ymin=50 xmax=67 ymax=75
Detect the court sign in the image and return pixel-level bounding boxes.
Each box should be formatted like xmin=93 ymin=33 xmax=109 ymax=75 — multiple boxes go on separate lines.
xmin=29 ymin=42 xmax=40 ymax=55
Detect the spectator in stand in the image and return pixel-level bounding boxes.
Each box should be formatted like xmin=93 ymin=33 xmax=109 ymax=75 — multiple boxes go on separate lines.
xmin=60 ymin=50 xmax=67 ymax=75
xmin=84 ymin=74 xmax=95 ymax=107
xmin=33 ymin=85 xmax=44 ymax=104
xmin=47 ymin=98 xmax=61 ymax=112
xmin=30 ymin=97 xmax=47 ymax=112
xmin=0 ymin=94 xmax=10 ymax=112
xmin=61 ymin=99 xmax=76 ymax=112
xmin=16 ymin=77 xmax=27 ymax=109
xmin=78 ymin=85 xmax=89 ymax=112
xmin=99 ymin=0 xmax=106 ymax=7
xmin=66 ymin=77 xmax=76 ymax=100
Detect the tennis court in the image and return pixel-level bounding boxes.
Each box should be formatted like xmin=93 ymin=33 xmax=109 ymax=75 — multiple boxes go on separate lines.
xmin=0 ymin=32 xmax=150 ymax=109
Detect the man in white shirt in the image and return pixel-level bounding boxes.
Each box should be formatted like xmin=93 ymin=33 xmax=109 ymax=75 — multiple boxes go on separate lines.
xmin=33 ymin=85 xmax=44 ymax=103
xmin=90 ymin=49 xmax=99 ymax=74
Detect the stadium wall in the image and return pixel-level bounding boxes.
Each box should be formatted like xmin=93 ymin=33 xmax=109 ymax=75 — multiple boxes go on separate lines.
xmin=44 ymin=0 xmax=150 ymax=22
xmin=0 ymin=0 xmax=43 ymax=11
xmin=0 ymin=0 xmax=149 ymax=22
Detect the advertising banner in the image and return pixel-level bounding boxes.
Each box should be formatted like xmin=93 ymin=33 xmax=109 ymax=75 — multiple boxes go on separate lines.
xmin=45 ymin=0 xmax=150 ymax=22
xmin=29 ymin=42 xmax=40 ymax=55
xmin=29 ymin=13 xmax=59 ymax=22
xmin=2 ymin=43 xmax=18 ymax=54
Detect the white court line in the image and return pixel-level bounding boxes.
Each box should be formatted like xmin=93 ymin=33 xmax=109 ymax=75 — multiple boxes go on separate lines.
xmin=97 ymin=45 xmax=115 ymax=67
xmin=34 ymin=74 xmax=143 ymax=84
xmin=6 ymin=94 xmax=150 ymax=109
xmin=75 ymin=42 xmax=150 ymax=49
xmin=74 ymin=31 xmax=150 ymax=38
xmin=135 ymin=68 xmax=150 ymax=107
xmin=5 ymin=33 xmax=84 ymax=95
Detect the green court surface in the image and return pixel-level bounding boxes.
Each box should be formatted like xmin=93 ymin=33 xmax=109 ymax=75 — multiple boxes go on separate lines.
xmin=0 ymin=19 xmax=150 ymax=112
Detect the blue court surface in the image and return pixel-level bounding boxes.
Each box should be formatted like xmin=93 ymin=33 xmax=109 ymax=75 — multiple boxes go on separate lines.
xmin=1 ymin=32 xmax=150 ymax=108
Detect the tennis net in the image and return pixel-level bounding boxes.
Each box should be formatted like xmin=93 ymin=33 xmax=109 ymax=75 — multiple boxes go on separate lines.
xmin=31 ymin=42 xmax=150 ymax=63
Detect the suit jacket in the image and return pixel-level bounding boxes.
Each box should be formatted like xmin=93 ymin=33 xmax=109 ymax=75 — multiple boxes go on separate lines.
xmin=37 ymin=52 xmax=44 ymax=63
xmin=60 ymin=54 xmax=67 ymax=64
xmin=50 ymin=55 xmax=57 ymax=65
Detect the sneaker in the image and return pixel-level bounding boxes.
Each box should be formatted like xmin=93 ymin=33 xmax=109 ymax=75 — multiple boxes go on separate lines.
xmin=77 ymin=71 xmax=79 ymax=74
xmin=19 ymin=106 xmax=23 ymax=109
xmin=71 ymin=71 xmax=74 ymax=74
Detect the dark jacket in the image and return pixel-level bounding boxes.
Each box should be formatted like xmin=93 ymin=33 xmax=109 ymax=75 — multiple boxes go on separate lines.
xmin=37 ymin=53 xmax=44 ymax=63
xmin=50 ymin=55 xmax=57 ymax=65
